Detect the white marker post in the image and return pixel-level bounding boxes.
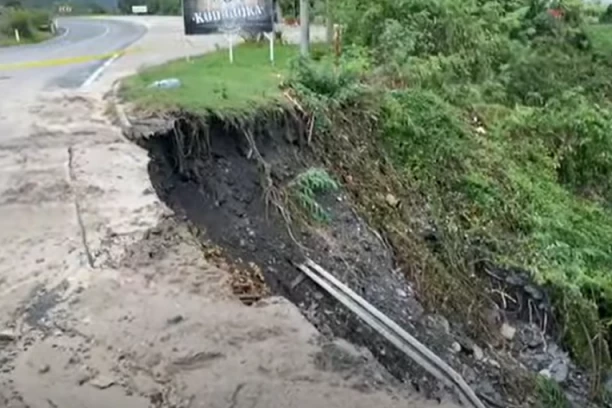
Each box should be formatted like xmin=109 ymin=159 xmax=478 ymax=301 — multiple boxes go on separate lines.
xmin=228 ymin=33 xmax=234 ymax=64
xmin=263 ymin=32 xmax=274 ymax=65
xmin=14 ymin=29 xmax=20 ymax=43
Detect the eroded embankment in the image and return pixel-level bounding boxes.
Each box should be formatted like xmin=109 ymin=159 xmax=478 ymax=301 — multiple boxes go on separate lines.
xmin=134 ymin=108 xmax=594 ymax=408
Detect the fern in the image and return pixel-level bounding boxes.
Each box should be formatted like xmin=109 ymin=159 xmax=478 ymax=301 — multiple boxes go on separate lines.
xmin=289 ymin=168 xmax=339 ymax=223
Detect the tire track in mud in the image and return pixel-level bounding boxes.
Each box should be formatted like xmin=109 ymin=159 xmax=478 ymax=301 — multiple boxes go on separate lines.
xmin=68 ymin=145 xmax=95 ymax=268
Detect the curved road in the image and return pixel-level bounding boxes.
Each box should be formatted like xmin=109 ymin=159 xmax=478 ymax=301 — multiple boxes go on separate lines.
xmin=0 ymin=17 xmax=146 ymax=90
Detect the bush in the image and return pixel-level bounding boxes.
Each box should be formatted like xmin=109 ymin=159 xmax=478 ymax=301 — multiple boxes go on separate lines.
xmin=294 ymin=0 xmax=612 ymax=397
xmin=0 ymin=8 xmax=51 ymax=40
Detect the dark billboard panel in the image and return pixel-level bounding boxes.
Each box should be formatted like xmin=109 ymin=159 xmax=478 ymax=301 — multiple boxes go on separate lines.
xmin=183 ymin=0 xmax=274 ymax=35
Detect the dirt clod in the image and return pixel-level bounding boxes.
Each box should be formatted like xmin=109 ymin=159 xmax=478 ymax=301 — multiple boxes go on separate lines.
xmin=0 ymin=330 xmax=17 ymax=342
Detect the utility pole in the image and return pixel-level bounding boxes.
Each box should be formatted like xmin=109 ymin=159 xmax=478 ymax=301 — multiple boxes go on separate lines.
xmin=299 ymin=0 xmax=309 ymax=56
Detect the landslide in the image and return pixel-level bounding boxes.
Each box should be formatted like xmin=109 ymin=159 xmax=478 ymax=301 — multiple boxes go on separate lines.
xmin=129 ymin=0 xmax=612 ymax=406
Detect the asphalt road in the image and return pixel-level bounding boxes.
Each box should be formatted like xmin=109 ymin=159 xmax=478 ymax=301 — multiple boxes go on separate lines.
xmin=0 ymin=17 xmax=147 ymax=90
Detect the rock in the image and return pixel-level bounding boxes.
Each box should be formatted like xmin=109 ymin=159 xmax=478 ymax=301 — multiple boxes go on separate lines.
xmin=0 ymin=330 xmax=17 ymax=342
xmin=505 ymin=273 xmax=527 ymax=286
xmin=38 ymin=364 xmax=50 ymax=374
xmin=451 ymin=342 xmax=462 ymax=353
xmin=603 ymin=371 xmax=612 ymax=396
xmin=167 ymin=315 xmax=184 ymax=325
xmin=523 ymin=284 xmax=544 ymax=301
xmin=521 ymin=324 xmax=544 ymax=349
xmin=539 ymin=369 xmax=552 ymax=379
xmin=500 ymin=323 xmax=517 ymax=341
xmin=486 ymin=358 xmax=501 ymax=368
xmin=148 ymin=78 xmax=181 ymax=89
xmin=473 ymin=345 xmax=484 ymax=361
xmin=385 ymin=193 xmax=400 ymax=207
xmin=425 ymin=315 xmax=450 ymax=334
xmin=548 ymin=359 xmax=569 ymax=383
xmin=90 ymin=375 xmax=115 ymax=389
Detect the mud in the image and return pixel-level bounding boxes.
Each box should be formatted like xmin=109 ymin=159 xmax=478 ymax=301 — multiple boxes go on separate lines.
xmin=142 ymin=114 xmax=506 ymax=405
xmin=139 ymin=108 xmax=607 ymax=408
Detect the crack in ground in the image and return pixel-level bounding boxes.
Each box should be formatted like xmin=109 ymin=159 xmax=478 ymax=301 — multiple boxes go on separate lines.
xmin=67 ymin=145 xmax=94 ymax=268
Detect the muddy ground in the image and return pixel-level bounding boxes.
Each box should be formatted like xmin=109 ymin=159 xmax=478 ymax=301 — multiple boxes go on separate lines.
xmin=1 ymin=18 xmax=471 ymax=408
xmin=0 ymin=89 xmax=462 ymax=408
xmin=138 ymin=111 xmax=600 ymax=408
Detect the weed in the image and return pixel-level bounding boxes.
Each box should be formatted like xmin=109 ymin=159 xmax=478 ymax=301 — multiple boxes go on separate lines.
xmin=536 ymin=376 xmax=572 ymax=408
xmin=288 ymin=168 xmax=339 ymax=223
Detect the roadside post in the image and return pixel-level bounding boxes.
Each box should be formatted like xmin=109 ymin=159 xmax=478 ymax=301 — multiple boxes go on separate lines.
xmin=182 ymin=0 xmax=276 ymax=65
xmin=14 ymin=29 xmax=20 ymax=43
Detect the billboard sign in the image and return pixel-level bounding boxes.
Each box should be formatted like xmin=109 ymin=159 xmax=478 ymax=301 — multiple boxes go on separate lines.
xmin=182 ymin=0 xmax=274 ymax=35
xmin=131 ymin=5 xmax=148 ymax=14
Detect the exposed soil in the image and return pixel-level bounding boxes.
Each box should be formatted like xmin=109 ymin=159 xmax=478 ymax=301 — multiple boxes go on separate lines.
xmin=136 ymin=108 xmax=606 ymax=408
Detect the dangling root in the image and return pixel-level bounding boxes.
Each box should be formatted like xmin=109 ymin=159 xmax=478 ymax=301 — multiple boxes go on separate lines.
xmin=242 ymin=128 xmax=309 ymax=252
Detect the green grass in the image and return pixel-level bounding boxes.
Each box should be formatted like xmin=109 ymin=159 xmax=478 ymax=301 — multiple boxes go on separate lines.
xmin=0 ymin=30 xmax=52 ymax=47
xmin=586 ymin=23 xmax=612 ymax=54
xmin=120 ymin=43 xmax=303 ymax=113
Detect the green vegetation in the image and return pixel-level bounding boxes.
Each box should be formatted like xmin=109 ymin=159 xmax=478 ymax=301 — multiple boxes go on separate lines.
xmin=536 ymin=377 xmax=572 ymax=408
xmin=285 ymin=0 xmax=612 ymax=399
xmin=288 ymin=168 xmax=339 ymax=223
xmin=0 ymin=6 xmax=53 ymax=46
xmin=121 ymin=0 xmax=612 ymax=402
xmin=120 ymin=44 xmax=298 ymax=114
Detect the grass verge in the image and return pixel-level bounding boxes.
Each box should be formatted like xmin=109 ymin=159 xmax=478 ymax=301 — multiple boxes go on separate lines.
xmin=120 ymin=43 xmax=305 ymax=114
xmin=0 ymin=30 xmax=53 ymax=47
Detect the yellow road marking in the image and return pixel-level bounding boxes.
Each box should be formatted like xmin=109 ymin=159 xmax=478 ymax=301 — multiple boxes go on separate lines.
xmin=0 ymin=47 xmax=143 ymax=71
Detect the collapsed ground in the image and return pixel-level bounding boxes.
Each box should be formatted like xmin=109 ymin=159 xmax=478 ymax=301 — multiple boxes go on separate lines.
xmin=121 ymin=2 xmax=612 ymax=407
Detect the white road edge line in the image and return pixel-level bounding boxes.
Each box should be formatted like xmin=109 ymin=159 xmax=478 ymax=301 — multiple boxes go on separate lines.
xmin=80 ymin=52 xmax=121 ymax=90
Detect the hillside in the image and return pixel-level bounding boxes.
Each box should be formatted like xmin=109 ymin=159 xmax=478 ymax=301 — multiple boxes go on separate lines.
xmin=120 ymin=0 xmax=612 ymax=406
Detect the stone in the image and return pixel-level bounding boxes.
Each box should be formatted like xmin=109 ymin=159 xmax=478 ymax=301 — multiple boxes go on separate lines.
xmin=548 ymin=359 xmax=569 ymax=383
xmin=451 ymin=342 xmax=462 ymax=353
xmin=385 ymin=193 xmax=400 ymax=207
xmin=396 ymin=289 xmax=408 ymax=298
xmin=425 ymin=315 xmax=450 ymax=334
xmin=500 ymin=323 xmax=517 ymax=341
xmin=0 ymin=330 xmax=17 ymax=342
xmin=523 ymin=284 xmax=544 ymax=301
xmin=167 ymin=315 xmax=184 ymax=325
xmin=539 ymin=369 xmax=552 ymax=379
xmin=486 ymin=358 xmax=501 ymax=368
xmin=90 ymin=375 xmax=115 ymax=389
xmin=38 ymin=364 xmax=50 ymax=374
xmin=472 ymin=345 xmax=484 ymax=361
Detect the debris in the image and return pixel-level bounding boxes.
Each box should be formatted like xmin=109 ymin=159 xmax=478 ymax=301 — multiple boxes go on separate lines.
xmin=384 ymin=193 xmax=400 ymax=207
xmin=425 ymin=315 xmax=450 ymax=334
xmin=76 ymin=371 xmax=92 ymax=386
xmin=0 ymin=329 xmax=17 ymax=342
xmin=89 ymin=374 xmax=116 ymax=389
xmin=38 ymin=364 xmax=50 ymax=374
xmin=167 ymin=315 xmax=184 ymax=325
xmin=148 ymin=78 xmax=181 ymax=89
xmin=539 ymin=368 xmax=552 ymax=379
xmin=548 ymin=359 xmax=569 ymax=383
xmin=486 ymin=359 xmax=500 ymax=368
xmin=500 ymin=323 xmax=516 ymax=341
xmin=473 ymin=345 xmax=484 ymax=361
xmin=290 ymin=273 xmax=306 ymax=290
xmin=523 ymin=284 xmax=544 ymax=301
